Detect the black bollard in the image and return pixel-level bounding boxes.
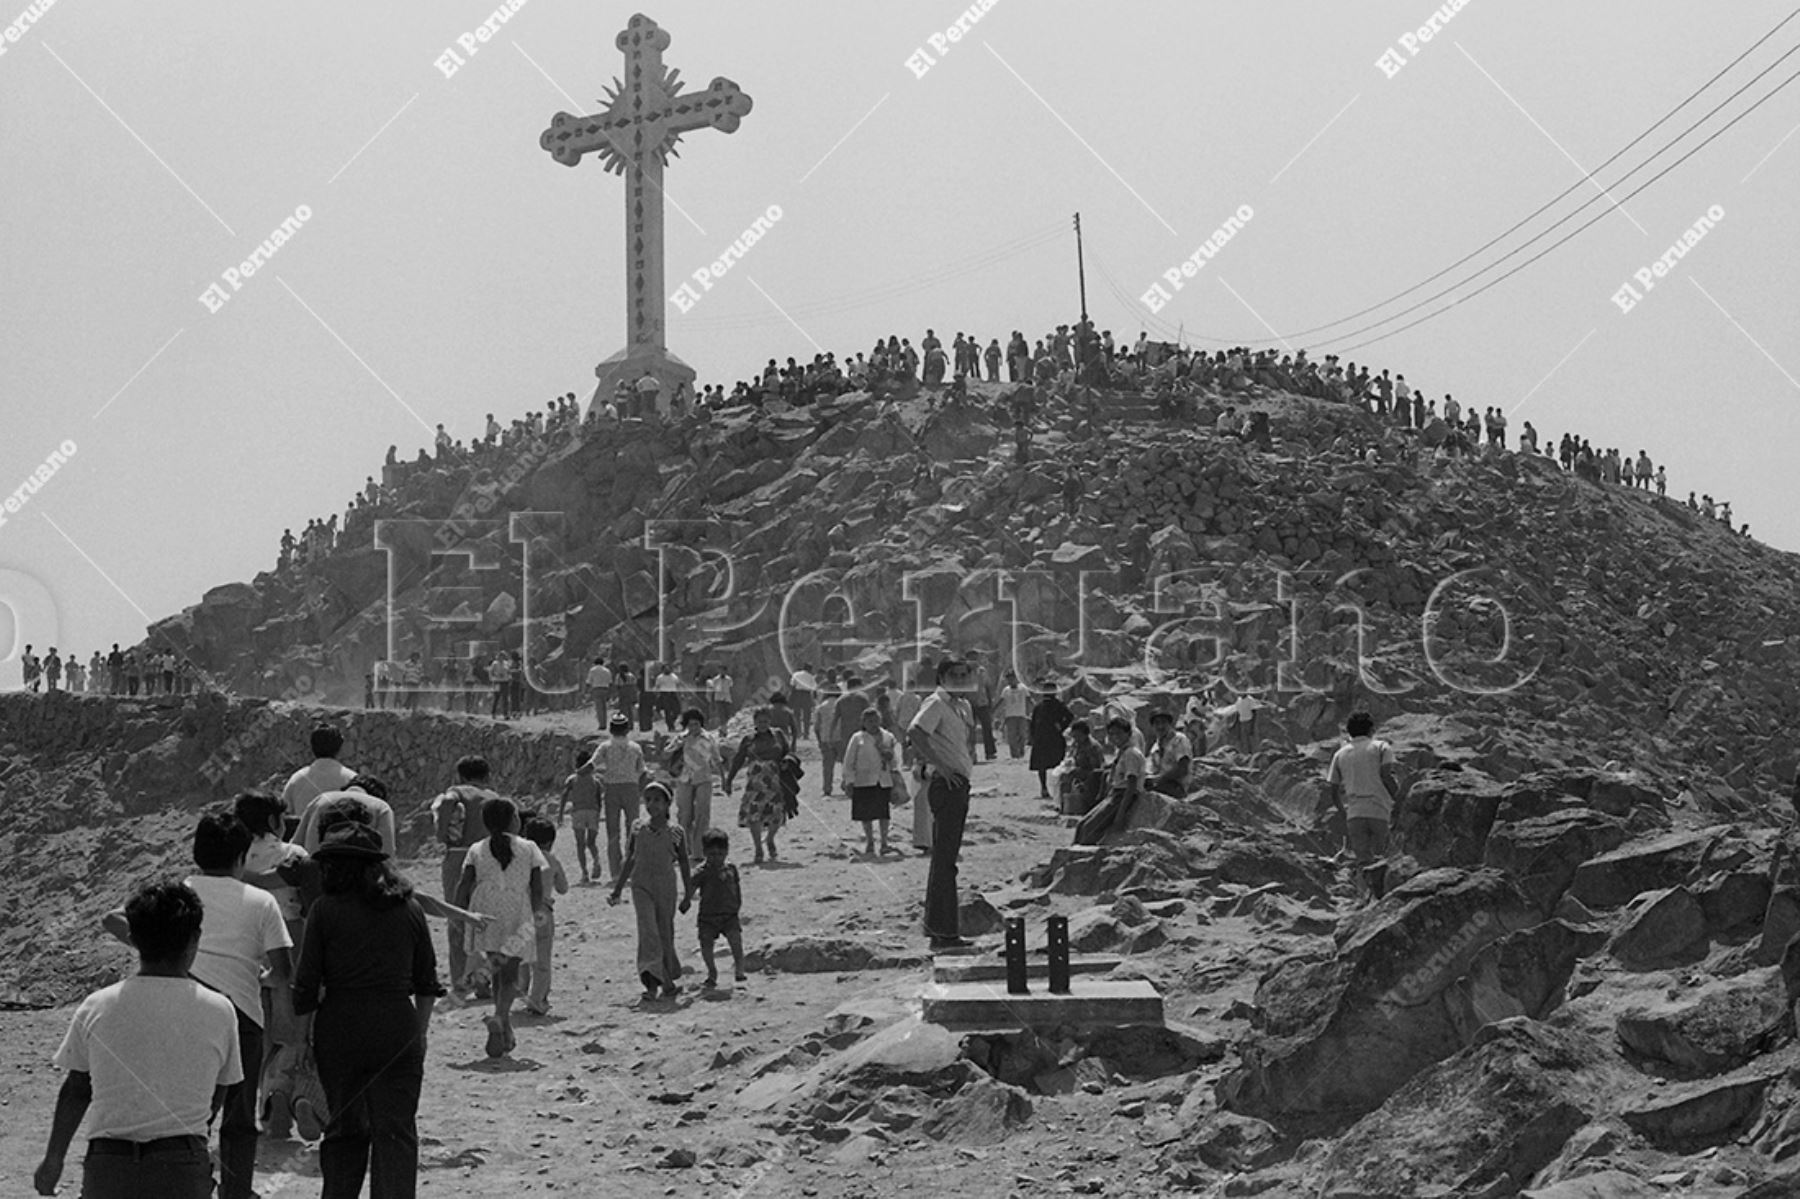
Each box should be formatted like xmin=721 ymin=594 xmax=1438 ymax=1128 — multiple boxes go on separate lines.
xmin=1047 ymin=915 xmax=1071 ymax=994
xmin=1004 ymin=917 xmax=1029 ymax=995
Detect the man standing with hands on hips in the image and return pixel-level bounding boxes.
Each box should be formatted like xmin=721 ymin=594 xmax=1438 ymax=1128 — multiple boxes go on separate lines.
xmin=908 ymin=657 xmax=978 ymax=950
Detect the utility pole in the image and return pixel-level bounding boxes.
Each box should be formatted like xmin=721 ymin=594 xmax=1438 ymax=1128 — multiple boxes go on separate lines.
xmin=1072 ymin=212 xmax=1089 ymax=323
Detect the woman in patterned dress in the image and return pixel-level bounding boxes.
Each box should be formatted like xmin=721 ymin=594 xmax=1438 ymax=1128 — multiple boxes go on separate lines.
xmin=725 ymin=707 xmax=789 ymax=864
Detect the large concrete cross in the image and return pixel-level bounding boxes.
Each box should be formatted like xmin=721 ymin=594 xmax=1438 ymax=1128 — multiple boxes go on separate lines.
xmin=539 ymin=12 xmax=752 ymax=414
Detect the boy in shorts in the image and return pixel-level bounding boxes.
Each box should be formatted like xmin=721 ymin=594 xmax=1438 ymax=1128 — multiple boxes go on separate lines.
xmin=679 ymin=828 xmax=746 ymax=989
xmin=556 ymin=751 xmax=602 ymax=884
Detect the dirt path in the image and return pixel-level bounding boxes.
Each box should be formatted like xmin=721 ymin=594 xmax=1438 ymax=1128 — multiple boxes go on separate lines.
xmin=0 ymin=733 xmax=1279 ymax=1198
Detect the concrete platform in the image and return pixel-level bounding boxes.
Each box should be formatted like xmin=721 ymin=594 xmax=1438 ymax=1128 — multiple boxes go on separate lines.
xmin=930 ymin=954 xmax=1122 ymax=984
xmin=920 ymin=979 xmax=1164 ymax=1031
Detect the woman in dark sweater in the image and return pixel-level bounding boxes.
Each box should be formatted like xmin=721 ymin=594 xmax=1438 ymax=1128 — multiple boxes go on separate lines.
xmin=293 ymin=823 xmax=443 ymax=1199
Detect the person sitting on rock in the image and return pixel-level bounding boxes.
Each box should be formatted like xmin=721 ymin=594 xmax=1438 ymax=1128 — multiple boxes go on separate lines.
xmin=1326 ymin=711 xmax=1399 ymax=902
xmin=1072 ymin=716 xmax=1145 ymax=846
xmin=1145 ymin=710 xmax=1193 ymax=797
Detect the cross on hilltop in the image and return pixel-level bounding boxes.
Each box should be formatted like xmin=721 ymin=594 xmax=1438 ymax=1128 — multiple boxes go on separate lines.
xmin=539 ymin=12 xmax=753 ymax=417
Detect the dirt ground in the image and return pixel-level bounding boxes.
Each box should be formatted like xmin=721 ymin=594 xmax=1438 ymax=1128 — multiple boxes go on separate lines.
xmin=0 ymin=726 xmax=1282 ymax=1199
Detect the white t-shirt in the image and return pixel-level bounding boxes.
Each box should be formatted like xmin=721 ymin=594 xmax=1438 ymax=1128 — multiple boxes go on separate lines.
xmin=182 ymin=875 xmax=291 ymax=1026
xmin=909 ymin=688 xmax=974 ymax=781
xmin=244 ymin=834 xmax=307 ymax=921
xmin=710 ymin=674 xmax=733 ymax=701
xmin=1148 ymin=731 xmax=1194 ymax=778
xmin=654 ymin=672 xmax=680 ymax=692
xmin=789 ymin=670 xmax=817 ymax=693
xmin=295 ymin=790 xmax=398 ymax=857
xmin=280 ymin=758 xmax=356 ymax=818
xmin=586 ymin=664 xmax=613 ymax=689
xmin=54 ymin=976 xmax=242 ymax=1141
xmin=998 ymin=685 xmax=1030 ymax=720
xmin=1327 ymin=736 xmax=1398 ymax=821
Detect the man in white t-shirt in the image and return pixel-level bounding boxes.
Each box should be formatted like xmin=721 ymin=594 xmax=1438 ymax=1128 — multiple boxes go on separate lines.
xmin=1145 ymin=710 xmax=1193 ymax=796
xmin=489 ymin=653 xmax=514 ymax=719
xmin=907 ymin=657 xmax=977 ymax=950
xmin=1326 ymin=711 xmax=1400 ymax=901
xmin=294 ymin=777 xmax=399 ymax=857
xmin=709 ymin=667 xmax=735 ymax=729
xmin=100 ymin=813 xmax=288 ymax=1199
xmin=996 ymin=672 xmax=1031 ymax=759
xmin=1215 ymin=691 xmax=1264 ymax=753
xmin=279 ymin=725 xmax=356 ymax=832
xmin=39 ymin=880 xmax=242 ymax=1199
xmin=788 ymin=664 xmax=817 ymax=741
xmin=586 ymin=657 xmax=613 ymax=729
xmin=653 ymin=665 xmax=682 ymax=732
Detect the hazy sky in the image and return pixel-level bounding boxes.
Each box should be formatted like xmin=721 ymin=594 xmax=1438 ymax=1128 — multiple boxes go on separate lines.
xmin=3 ymin=1 xmax=1798 ymax=683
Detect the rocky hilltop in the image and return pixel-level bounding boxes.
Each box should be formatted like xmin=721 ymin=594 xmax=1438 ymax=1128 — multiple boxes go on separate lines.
xmin=145 ymin=378 xmax=1800 ymax=796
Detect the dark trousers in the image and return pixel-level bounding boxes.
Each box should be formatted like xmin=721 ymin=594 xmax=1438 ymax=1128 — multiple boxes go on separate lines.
xmin=971 ymin=705 xmax=996 ymax=760
xmin=83 ymin=1138 xmax=213 ymax=1199
xmin=219 ymin=1008 xmax=263 ymax=1199
xmin=923 ymin=772 xmax=971 ymax=939
xmin=638 ymin=690 xmax=657 ymax=732
xmin=315 ymin=998 xmax=424 ymax=1199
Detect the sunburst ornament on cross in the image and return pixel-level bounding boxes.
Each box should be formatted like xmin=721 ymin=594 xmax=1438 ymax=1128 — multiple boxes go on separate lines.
xmin=539 ymin=12 xmax=752 ymax=417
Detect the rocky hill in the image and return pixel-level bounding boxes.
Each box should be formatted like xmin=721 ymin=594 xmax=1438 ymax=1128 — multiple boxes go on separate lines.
xmin=10 ymin=373 xmax=1800 ymax=1194
xmin=142 ymin=378 xmax=1800 ymax=799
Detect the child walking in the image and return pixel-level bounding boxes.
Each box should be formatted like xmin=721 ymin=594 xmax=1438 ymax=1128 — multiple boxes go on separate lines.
xmin=456 ymin=797 xmax=547 ymax=1057
xmin=608 ymin=783 xmax=691 ymax=1000
xmin=556 ymin=751 xmax=602 ymax=884
xmin=520 ymin=818 xmax=570 ymax=1015
xmin=679 ymin=828 xmax=746 ymax=989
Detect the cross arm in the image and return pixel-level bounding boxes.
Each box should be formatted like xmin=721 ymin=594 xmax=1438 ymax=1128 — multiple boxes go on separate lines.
xmin=662 ymin=77 xmax=752 ymax=135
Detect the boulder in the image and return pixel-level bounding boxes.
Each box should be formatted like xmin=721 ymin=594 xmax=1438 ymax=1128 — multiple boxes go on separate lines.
xmin=1490 ymin=774 xmax=1590 ymax=825
xmin=1065 ymin=898 xmax=1167 ymax=954
xmin=1614 ymin=967 xmax=1787 ymax=1076
xmin=1440 ymin=920 xmax=1607 ymax=1042
xmin=1521 ymin=1171 xmax=1657 ymax=1199
xmin=1248 ymin=892 xmax=1337 ymax=937
xmin=1195 ymin=832 xmax=1331 ymax=904
xmin=1620 ymin=1073 xmax=1771 ymax=1151
xmin=742 ymin=936 xmax=925 ymax=974
xmin=957 ymin=892 xmax=1004 ymax=938
xmin=1568 ymin=827 xmax=1747 ymax=910
xmin=1756 ymin=886 xmax=1800 ymax=966
xmin=1168 ymin=1110 xmax=1286 ymax=1173
xmin=1606 ymin=887 xmax=1709 ymax=971
xmin=1697 ymin=870 xmax=1773 ymax=940
xmin=1483 ymin=809 xmax=1629 ymax=916
xmin=1584 ymin=772 xmax=1666 ymax=820
xmin=1316 ymin=1019 xmax=1608 ymax=1199
xmin=1219 ymin=869 xmax=1539 ymax=1126
xmin=1035 ymin=830 xmax=1199 ymax=897
xmin=1391 ymin=770 xmax=1506 ymax=868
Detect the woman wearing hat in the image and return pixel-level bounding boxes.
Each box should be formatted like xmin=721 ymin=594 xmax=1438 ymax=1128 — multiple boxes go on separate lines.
xmin=292 ymin=823 xmax=443 ymax=1198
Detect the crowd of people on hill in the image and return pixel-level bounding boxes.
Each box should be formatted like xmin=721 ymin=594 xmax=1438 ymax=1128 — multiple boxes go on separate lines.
xmin=17 ymin=644 xmax=199 ymax=697
xmin=245 ymin=304 xmax=1757 ymax=599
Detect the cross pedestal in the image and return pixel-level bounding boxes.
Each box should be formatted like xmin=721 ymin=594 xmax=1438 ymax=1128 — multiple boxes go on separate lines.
xmin=594 ymin=345 xmax=695 ymax=419
xmin=539 ymin=13 xmax=751 ymax=418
